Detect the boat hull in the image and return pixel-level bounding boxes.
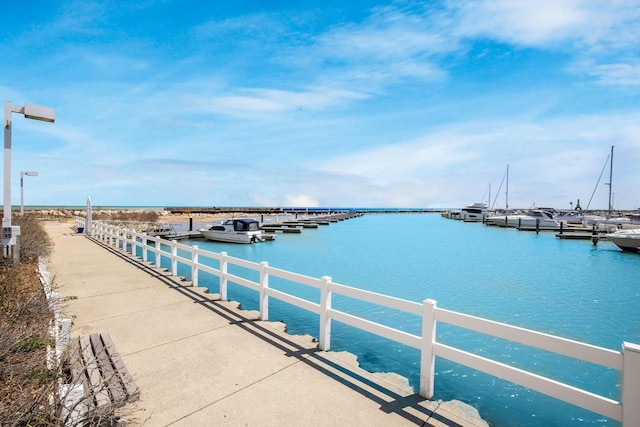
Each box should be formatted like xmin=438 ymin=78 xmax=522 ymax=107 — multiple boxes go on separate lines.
xmin=200 ymin=230 xmax=262 ymax=244
xmin=486 ymin=216 xmax=560 ymax=230
xmin=199 ymin=218 xmax=264 ymax=244
xmin=606 ymin=229 xmax=640 ymax=252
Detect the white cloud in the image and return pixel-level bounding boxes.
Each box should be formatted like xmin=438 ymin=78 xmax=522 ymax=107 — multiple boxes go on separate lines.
xmin=284 ymin=194 xmax=320 ymax=207
xmin=5 ymin=1 xmax=640 ymax=209
xmin=450 ymin=0 xmax=640 ymax=86
xmin=451 ymin=0 xmax=638 ymax=46
xmin=321 ymin=137 xmax=479 ymax=185
xmin=588 ymin=62 xmax=640 ymax=86
xmin=189 ymin=87 xmax=368 ymax=118
xmin=313 ymin=112 xmax=640 ymax=208
xmin=453 ymin=0 xmax=591 ymax=45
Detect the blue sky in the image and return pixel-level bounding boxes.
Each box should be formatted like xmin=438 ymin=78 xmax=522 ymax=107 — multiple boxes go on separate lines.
xmin=2 ymin=1 xmax=639 ymax=209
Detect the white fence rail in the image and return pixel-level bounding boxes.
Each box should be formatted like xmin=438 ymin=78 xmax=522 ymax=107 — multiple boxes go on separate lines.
xmin=86 ymin=218 xmax=640 ymax=425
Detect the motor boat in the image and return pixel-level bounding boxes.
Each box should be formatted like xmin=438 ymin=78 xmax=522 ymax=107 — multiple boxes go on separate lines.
xmin=460 ymin=202 xmax=488 ymax=222
xmin=444 ymin=210 xmax=461 ymax=219
xmin=199 ymin=218 xmax=264 ymax=243
xmin=485 ymin=209 xmax=561 ymax=231
xmin=143 ymin=223 xmax=176 ymax=238
xmin=584 ymin=216 xmax=640 ymax=232
xmin=605 ymin=229 xmax=640 ymax=252
xmin=555 ymin=211 xmax=591 ymax=225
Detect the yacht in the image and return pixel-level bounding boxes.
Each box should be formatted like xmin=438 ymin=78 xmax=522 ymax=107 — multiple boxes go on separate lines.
xmin=199 ymin=218 xmax=264 ymax=243
xmin=606 ymin=229 xmax=640 ymax=252
xmin=460 ymin=202 xmax=489 ymax=222
xmin=485 ymin=209 xmax=561 ymax=231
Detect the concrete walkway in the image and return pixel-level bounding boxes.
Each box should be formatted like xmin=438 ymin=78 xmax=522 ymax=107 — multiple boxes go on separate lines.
xmin=45 ymin=221 xmax=487 ymax=426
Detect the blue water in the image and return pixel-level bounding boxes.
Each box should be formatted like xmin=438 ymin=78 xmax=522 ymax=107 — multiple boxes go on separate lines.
xmin=160 ymin=214 xmax=639 ymax=426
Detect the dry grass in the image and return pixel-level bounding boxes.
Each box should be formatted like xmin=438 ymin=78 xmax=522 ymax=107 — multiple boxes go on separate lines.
xmin=92 ymin=210 xmax=160 ymax=222
xmin=1 ymin=217 xmax=142 ymax=426
xmin=0 ymin=261 xmax=57 ymax=425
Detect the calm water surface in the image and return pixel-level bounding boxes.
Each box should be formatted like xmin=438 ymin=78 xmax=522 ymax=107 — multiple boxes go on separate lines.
xmin=172 ymin=214 xmax=639 ymax=426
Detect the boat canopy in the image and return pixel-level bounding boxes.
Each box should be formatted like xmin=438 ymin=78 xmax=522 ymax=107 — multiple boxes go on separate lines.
xmin=231 ymin=219 xmax=260 ymax=232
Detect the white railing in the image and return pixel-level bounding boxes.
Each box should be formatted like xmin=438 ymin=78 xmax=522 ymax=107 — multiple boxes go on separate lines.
xmin=39 ymin=259 xmax=83 ymax=424
xmin=87 ymin=219 xmax=640 ymax=425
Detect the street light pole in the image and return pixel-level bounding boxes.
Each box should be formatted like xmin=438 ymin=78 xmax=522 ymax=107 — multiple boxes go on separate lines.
xmin=20 ymin=171 xmax=38 ymax=216
xmin=3 ymin=101 xmax=54 ymax=261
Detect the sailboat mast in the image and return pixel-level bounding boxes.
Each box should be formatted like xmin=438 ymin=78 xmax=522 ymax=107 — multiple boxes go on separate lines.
xmin=506 ymin=164 xmax=509 ymax=210
xmin=607 ymin=145 xmax=614 ymax=213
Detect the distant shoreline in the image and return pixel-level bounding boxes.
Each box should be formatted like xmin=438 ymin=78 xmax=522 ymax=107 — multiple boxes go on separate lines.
xmin=15 ymin=205 xmax=639 ymax=217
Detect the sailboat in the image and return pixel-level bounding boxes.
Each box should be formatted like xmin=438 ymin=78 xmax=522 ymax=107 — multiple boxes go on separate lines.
xmin=584 ymin=146 xmax=639 ymax=230
xmin=487 ymin=164 xmax=510 ymax=212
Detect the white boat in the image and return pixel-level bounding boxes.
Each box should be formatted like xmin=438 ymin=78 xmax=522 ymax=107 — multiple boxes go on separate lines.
xmin=443 ymin=209 xmax=461 ymax=219
xmin=555 ymin=211 xmax=590 ymax=225
xmin=144 ymin=223 xmax=176 ymax=237
xmin=606 ymin=229 xmax=640 ymax=252
xmin=486 ymin=209 xmax=561 ymax=230
xmin=583 ymin=216 xmax=640 ymax=232
xmin=199 ymin=218 xmax=264 ymax=243
xmin=460 ymin=202 xmax=488 ymax=222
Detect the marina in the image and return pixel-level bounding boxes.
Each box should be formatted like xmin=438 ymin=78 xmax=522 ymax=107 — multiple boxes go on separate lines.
xmin=77 ymin=211 xmax=640 ymax=426
xmin=96 ymin=211 xmax=366 ymax=242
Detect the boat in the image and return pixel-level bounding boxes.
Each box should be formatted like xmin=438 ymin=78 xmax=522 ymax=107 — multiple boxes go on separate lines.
xmin=143 ymin=223 xmax=176 ymax=237
xmin=555 ymin=211 xmax=590 ymax=225
xmin=485 ymin=209 xmax=561 ymax=230
xmin=460 ymin=202 xmax=489 ymax=222
xmin=606 ymin=229 xmax=640 ymax=252
xmin=199 ymin=218 xmax=264 ymax=243
xmin=442 ymin=209 xmax=461 ymax=219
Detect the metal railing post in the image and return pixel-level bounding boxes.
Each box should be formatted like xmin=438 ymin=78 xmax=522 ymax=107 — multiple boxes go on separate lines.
xmin=171 ymin=240 xmax=178 ymax=276
xmin=220 ymin=252 xmax=228 ymax=300
xmin=192 ymin=245 xmax=199 ymax=287
xmin=420 ymin=298 xmax=437 ymax=399
xmin=126 ymin=229 xmax=132 ymax=253
xmin=319 ymin=276 xmax=332 ymax=351
xmin=259 ymin=262 xmax=269 ymax=321
xmin=131 ymin=230 xmax=137 ymax=256
xmin=142 ymin=234 xmax=148 ymax=262
xmin=622 ymin=342 xmax=640 ymax=426
xmin=154 ymin=237 xmax=161 ymax=268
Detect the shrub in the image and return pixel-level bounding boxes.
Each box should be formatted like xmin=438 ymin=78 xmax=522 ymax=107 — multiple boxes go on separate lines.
xmin=13 ymin=217 xmax=53 ymax=263
xmin=0 ymin=263 xmax=56 ymax=424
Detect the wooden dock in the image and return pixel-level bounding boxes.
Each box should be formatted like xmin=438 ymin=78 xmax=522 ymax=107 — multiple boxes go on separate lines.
xmin=261 ymin=225 xmax=302 ymax=233
xmin=152 ymin=212 xmax=362 ymax=242
xmin=555 ymin=224 xmax=609 ymax=243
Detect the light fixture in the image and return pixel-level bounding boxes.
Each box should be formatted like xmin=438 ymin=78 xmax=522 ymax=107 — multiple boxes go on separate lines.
xmin=4 ymin=101 xmax=55 ymax=260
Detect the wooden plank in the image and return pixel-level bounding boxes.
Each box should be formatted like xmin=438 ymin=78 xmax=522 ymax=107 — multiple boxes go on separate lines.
xmin=67 ymin=337 xmax=93 ymax=415
xmin=90 ymin=333 xmax=125 ymax=404
xmin=101 ymin=332 xmax=139 ymax=401
xmin=68 ymin=338 xmax=88 ymax=394
xmin=80 ymin=334 xmax=111 ymax=408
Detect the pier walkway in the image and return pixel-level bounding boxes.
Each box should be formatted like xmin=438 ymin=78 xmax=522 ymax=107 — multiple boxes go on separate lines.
xmin=45 ymin=221 xmax=487 ymax=426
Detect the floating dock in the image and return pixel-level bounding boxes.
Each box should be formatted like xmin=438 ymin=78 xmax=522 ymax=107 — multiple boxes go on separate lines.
xmin=555 ymin=224 xmax=609 ymax=243
xmin=151 ymin=211 xmax=362 ymax=242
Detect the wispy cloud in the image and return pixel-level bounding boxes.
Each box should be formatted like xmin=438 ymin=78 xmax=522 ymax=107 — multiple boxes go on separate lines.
xmin=3 ymin=1 xmax=639 ymax=208
xmin=451 ymin=0 xmax=638 ymax=46
xmin=313 ymin=112 xmax=640 ymax=208
xmin=450 ymin=0 xmax=640 ymax=86
xmin=588 ymin=62 xmax=640 ymax=86
xmin=189 ymin=87 xmax=369 ymax=118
